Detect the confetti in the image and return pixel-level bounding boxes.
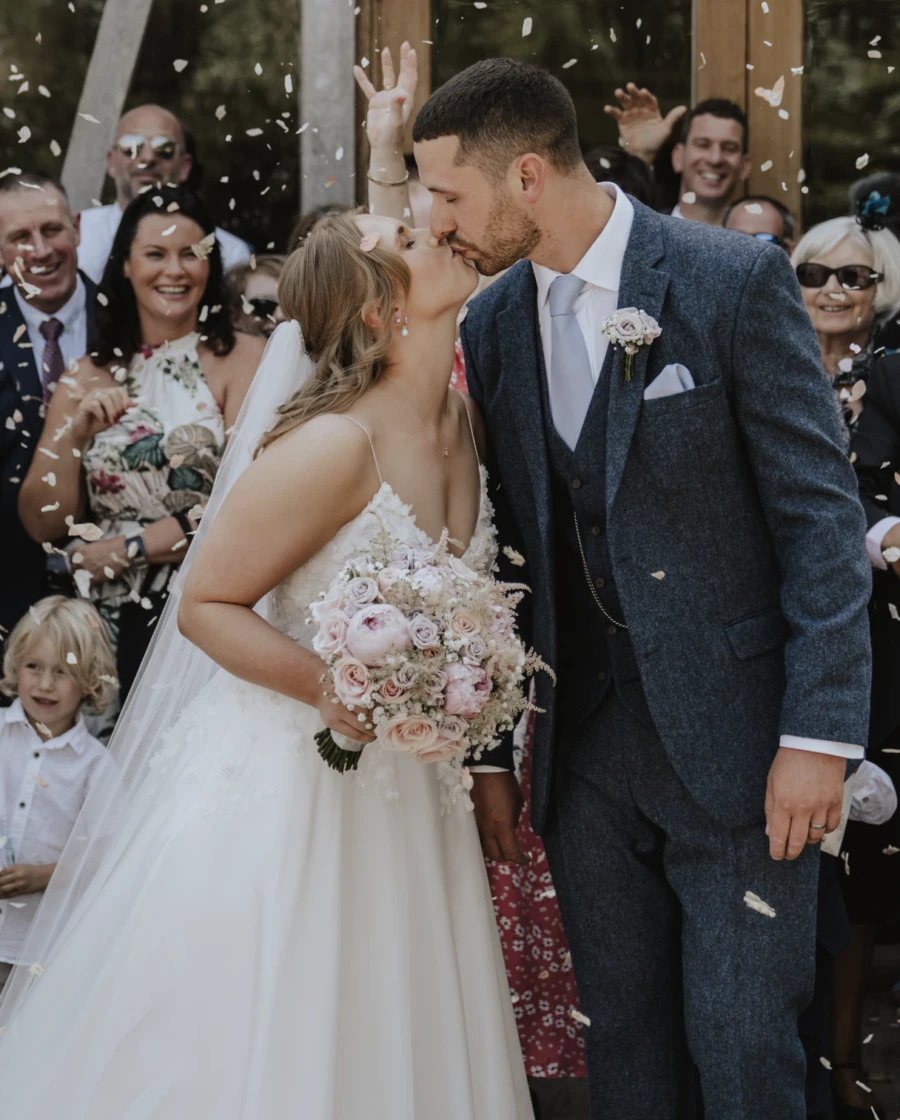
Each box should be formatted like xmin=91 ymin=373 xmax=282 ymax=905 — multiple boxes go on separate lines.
xmin=335 ymin=146 xmax=344 ymax=160
xmin=868 ymin=50 xmax=882 ymax=60
xmin=28 ymin=963 xmax=44 ymax=977
xmin=754 ymin=75 xmax=785 ymax=108
xmin=187 ymin=504 xmax=205 ymax=521
xmin=17 ymin=126 xmax=31 ymax=143
xmin=522 ymin=16 xmax=532 ymax=36
xmin=173 ymin=59 xmax=189 ymax=72
xmin=883 ymin=844 xmax=899 ymax=855
xmin=883 ymin=547 xmax=900 ymax=563
xmin=761 ymin=160 xmax=773 ymax=172
xmin=856 ymin=154 xmax=870 ymax=171
xmin=819 ymin=1056 xmax=832 ymax=1070
xmin=66 ymin=651 xmax=77 ymax=664
xmin=191 ymin=231 xmax=217 ymax=259
xmin=863 ymin=1033 xmax=874 ymax=1044
xmin=571 ymin=1008 xmax=591 ymax=1027
xmin=215 ymin=104 xmax=226 ymax=120
xmin=562 ymin=59 xmax=577 ymax=69
xmin=743 ymin=890 xmax=776 ymax=917
xmin=35 ymin=721 xmax=51 ymax=737
xmin=49 ymin=139 xmax=61 ymax=157
xmin=78 ymin=113 xmax=100 ymax=124
xmin=889 ymin=603 xmax=900 ymax=622
xmin=67 ymin=520 xmax=104 ymax=541
xmin=38 ymin=85 xmax=50 ymax=98
xmin=681 ymin=191 xmax=696 ymax=204
xmin=161 ymin=224 xmax=177 ymax=237
xmin=285 ymin=74 xmax=293 ymax=93
xmin=744 ymin=202 xmax=764 ymax=214
xmin=651 ymin=571 xmax=665 ymax=580
xmin=246 ymin=128 xmax=263 ymax=137
xmin=474 ymin=1 xmax=487 ymax=7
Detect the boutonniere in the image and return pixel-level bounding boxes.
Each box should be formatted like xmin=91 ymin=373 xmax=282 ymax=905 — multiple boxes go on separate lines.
xmin=600 ymin=308 xmax=662 ymax=381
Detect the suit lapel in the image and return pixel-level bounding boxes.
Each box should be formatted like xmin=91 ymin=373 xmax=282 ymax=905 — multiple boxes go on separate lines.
xmin=494 ymin=266 xmax=553 ymax=548
xmin=0 ymin=287 xmax=41 ymax=403
xmin=605 ymin=204 xmax=669 ymax=512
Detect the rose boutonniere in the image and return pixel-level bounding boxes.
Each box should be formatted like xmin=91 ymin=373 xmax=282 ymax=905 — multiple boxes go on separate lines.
xmin=600 ymin=308 xmax=662 ymax=381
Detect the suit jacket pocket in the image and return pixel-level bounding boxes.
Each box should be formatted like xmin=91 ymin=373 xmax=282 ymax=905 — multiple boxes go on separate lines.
xmin=641 ymin=377 xmax=726 ymax=418
xmin=724 ymin=607 xmax=790 ymax=660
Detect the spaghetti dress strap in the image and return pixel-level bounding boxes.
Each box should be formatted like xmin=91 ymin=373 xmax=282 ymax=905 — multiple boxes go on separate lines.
xmin=459 ymin=393 xmax=482 ymax=467
xmin=340 ymin=415 xmax=384 ymax=486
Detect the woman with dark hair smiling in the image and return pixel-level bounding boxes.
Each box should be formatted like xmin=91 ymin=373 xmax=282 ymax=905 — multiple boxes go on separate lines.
xmin=18 ymin=186 xmax=263 ymax=703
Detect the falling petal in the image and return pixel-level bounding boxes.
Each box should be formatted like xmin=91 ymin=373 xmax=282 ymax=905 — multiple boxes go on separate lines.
xmin=743 ymin=890 xmax=776 ymax=917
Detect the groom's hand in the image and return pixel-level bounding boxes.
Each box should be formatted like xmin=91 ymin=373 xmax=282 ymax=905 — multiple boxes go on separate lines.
xmin=471 ymin=772 xmax=530 ymax=865
xmin=764 ymin=747 xmax=845 ymax=861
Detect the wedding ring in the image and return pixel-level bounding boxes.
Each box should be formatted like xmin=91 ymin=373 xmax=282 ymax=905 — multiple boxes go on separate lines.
xmin=809 ymin=822 xmax=827 ymax=831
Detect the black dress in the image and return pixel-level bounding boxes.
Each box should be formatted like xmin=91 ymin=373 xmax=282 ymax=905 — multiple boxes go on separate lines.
xmin=846 ymin=353 xmax=900 ymax=923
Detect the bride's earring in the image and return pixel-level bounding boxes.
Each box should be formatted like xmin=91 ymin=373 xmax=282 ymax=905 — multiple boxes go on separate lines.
xmin=394 ymin=313 xmax=409 ymax=338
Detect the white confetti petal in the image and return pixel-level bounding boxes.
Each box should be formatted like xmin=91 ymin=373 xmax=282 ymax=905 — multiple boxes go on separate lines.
xmin=215 ymin=104 xmax=226 ymax=120
xmin=761 ymin=159 xmax=774 ymax=172
xmin=17 ymin=126 xmax=31 ymax=143
xmin=883 ymin=547 xmax=900 ymax=563
xmin=173 ymin=59 xmax=189 ymax=72
xmin=856 ymin=153 xmax=870 ymax=171
xmin=562 ymin=59 xmax=577 ymax=69
xmin=883 ymin=844 xmax=899 ymax=855
xmin=743 ymin=890 xmax=776 ymax=918
xmin=681 ymin=191 xmax=696 ymax=204
xmin=522 ymin=16 xmax=532 ymax=36
xmin=28 ymin=963 xmax=44 ymax=977
xmin=571 ymin=1008 xmax=591 ymax=1026
xmin=49 ymin=139 xmax=61 ymax=157
xmin=66 ymin=651 xmax=77 ymax=665
xmin=651 ymin=571 xmax=665 ymax=580
xmin=889 ymin=603 xmax=900 ymax=622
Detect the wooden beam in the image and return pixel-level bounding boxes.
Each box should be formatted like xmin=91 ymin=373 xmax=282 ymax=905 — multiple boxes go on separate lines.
xmin=300 ymin=0 xmax=357 ymax=213
xmin=61 ymin=0 xmax=154 ymax=213
xmin=693 ymin=0 xmax=748 ymax=109
xmin=746 ymin=0 xmax=804 ymax=225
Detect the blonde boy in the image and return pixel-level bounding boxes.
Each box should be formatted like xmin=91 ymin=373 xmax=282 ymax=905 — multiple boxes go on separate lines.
xmin=0 ymin=597 xmax=116 ymax=993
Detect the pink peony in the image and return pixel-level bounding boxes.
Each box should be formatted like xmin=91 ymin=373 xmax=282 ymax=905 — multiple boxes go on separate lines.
xmin=444 ymin=662 xmax=492 ymax=718
xmin=379 ymin=714 xmax=440 ymax=755
xmin=410 ymin=565 xmax=445 ymax=598
xmin=332 ymin=657 xmax=371 ymax=707
xmin=345 ymin=604 xmax=413 ymax=666
xmin=313 ymin=609 xmax=349 ymax=659
xmin=409 ymin=613 xmax=441 ymax=650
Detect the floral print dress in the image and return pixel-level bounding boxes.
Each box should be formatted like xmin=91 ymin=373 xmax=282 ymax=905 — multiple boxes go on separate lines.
xmin=81 ymin=331 xmax=224 ymax=647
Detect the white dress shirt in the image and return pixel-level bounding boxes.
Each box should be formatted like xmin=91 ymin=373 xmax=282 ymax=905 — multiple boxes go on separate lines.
xmin=77 ymin=203 xmax=252 ymax=285
xmin=481 ymin=182 xmax=861 ymax=767
xmin=0 ymin=700 xmax=113 ymax=964
xmin=13 ymin=274 xmax=88 ymax=379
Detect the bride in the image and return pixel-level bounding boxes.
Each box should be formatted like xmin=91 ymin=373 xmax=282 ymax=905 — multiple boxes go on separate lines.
xmin=0 ymin=57 xmax=533 ymax=1120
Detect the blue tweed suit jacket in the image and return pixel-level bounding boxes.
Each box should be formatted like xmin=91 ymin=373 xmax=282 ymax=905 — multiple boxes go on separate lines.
xmin=461 ymin=200 xmax=872 ymax=834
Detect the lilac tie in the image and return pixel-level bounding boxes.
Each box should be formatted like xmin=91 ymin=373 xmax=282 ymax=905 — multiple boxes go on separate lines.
xmin=548 ymin=273 xmax=594 ymax=451
xmin=38 ymin=318 xmax=65 ymax=401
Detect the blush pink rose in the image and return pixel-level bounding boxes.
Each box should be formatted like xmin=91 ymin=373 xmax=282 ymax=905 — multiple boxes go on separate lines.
xmin=449 ymin=607 xmax=481 ymax=638
xmin=312 ymin=609 xmax=349 ymax=659
xmin=377 ymin=675 xmax=408 ymax=704
xmin=377 ymin=566 xmax=407 ymax=596
xmin=379 ymin=714 xmax=439 ymax=755
xmin=345 ymin=604 xmax=413 ymax=666
xmin=438 ymin=715 xmax=469 ymax=741
xmin=409 ymin=613 xmax=441 ymax=649
xmin=332 ymin=657 xmax=371 ymax=708
xmin=444 ymin=662 xmax=492 ymax=718
xmin=346 ymin=577 xmax=379 ymax=608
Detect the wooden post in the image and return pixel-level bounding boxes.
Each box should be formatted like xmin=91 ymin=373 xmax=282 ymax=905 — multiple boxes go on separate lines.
xmin=693 ymin=0 xmax=748 ymax=108
xmin=300 ymin=0 xmax=357 ymax=213
xmin=61 ymin=0 xmax=155 ymax=213
xmin=745 ymin=0 xmax=804 ymax=223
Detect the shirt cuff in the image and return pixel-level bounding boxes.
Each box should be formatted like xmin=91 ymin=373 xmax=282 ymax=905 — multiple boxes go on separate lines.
xmin=779 ymin=735 xmax=865 ymax=760
xmin=468 ymin=765 xmax=509 ymax=773
xmin=866 ymin=516 xmax=900 ymax=570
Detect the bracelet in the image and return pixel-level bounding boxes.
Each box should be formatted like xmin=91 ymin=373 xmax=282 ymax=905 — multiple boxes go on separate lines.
xmin=367 ymin=170 xmax=410 ymax=188
xmin=173 ymin=510 xmax=194 ymax=540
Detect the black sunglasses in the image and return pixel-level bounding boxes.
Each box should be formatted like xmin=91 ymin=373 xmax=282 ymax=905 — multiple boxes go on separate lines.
xmin=115 ymin=133 xmax=180 ymax=162
xmin=795 ymin=262 xmax=882 ymax=291
xmin=248 ymin=297 xmax=279 ymax=319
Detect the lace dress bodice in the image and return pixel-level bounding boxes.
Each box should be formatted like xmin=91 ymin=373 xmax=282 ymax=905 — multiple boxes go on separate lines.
xmin=266 ymin=467 xmax=497 ymax=648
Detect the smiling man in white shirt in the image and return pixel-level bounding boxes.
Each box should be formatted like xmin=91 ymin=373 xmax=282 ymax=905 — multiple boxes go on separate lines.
xmin=77 ymin=104 xmax=251 ymax=284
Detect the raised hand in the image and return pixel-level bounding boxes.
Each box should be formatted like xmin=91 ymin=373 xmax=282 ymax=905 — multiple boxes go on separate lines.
xmin=354 ymin=42 xmax=418 ymax=153
xmin=764 ymin=747 xmax=845 ymax=860
xmin=603 ymin=83 xmax=688 ymax=165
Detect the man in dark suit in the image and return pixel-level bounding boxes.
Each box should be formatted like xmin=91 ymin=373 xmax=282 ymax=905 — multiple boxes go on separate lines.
xmin=414 ymin=60 xmax=872 ymax=1119
xmin=0 ymin=171 xmax=96 ymax=643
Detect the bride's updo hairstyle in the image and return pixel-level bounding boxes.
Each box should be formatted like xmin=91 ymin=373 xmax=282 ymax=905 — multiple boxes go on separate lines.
xmin=257 ymin=210 xmax=410 ymax=452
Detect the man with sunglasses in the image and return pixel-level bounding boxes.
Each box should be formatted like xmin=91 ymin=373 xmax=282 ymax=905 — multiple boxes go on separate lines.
xmin=724 ymin=195 xmax=796 ymax=253
xmin=77 ymin=104 xmax=250 ymax=284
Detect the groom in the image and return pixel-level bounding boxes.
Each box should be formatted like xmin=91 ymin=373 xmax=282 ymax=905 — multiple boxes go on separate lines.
xmin=413 ymin=60 xmax=872 ymax=1119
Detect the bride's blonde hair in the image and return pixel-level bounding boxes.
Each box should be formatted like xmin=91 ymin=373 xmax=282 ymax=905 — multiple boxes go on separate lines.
xmin=257 ymin=210 xmax=410 ymax=453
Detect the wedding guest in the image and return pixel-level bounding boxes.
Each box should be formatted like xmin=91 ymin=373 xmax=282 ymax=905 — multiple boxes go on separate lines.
xmin=227 ymin=255 xmax=287 ymax=338
xmin=604 ymin=85 xmax=750 ymax=224
xmin=794 ymin=198 xmax=900 ymax=1120
xmin=287 ymin=203 xmax=353 ymax=253
xmin=18 ymin=187 xmax=263 ymax=703
xmin=723 ymin=194 xmax=796 ymax=253
xmin=849 ymin=177 xmax=900 ymax=353
xmin=0 ymin=173 xmax=97 ymax=645
xmin=77 ymin=104 xmax=251 ymax=284
xmin=583 ymin=146 xmax=655 ymax=207
xmin=0 ymin=596 xmax=116 ymax=994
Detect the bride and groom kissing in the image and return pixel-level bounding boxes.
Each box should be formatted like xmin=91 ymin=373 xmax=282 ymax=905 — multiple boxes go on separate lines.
xmin=0 ymin=55 xmax=871 ymax=1120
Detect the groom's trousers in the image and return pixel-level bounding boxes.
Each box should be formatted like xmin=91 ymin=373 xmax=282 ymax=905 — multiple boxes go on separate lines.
xmin=541 ymin=690 xmax=818 ymax=1120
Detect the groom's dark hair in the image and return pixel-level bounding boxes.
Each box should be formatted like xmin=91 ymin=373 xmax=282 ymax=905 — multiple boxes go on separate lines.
xmin=413 ymin=58 xmax=582 ymax=180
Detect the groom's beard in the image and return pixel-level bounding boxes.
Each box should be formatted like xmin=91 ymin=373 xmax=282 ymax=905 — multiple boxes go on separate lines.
xmin=451 ymin=193 xmax=540 ymax=276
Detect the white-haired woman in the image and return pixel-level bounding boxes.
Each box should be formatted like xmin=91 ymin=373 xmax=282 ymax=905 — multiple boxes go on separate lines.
xmin=792 ymin=197 xmax=900 ymax=426
xmin=795 ymin=193 xmax=900 ymax=1120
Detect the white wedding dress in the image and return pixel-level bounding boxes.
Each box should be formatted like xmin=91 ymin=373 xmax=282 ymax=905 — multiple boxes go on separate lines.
xmin=0 ymin=465 xmax=533 ymax=1118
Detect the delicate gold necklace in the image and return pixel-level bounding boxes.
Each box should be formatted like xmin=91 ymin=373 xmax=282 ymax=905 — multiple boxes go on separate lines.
xmin=383 ymin=376 xmax=452 ymax=457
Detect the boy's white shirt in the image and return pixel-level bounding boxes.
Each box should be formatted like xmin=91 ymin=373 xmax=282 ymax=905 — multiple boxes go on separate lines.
xmin=0 ymin=700 xmax=112 ymax=964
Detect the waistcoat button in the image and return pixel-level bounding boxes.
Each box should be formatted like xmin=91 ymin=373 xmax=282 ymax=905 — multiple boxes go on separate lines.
xmin=571 ymin=478 xmax=582 ymax=489
xmin=591 ymin=525 xmax=601 ymax=536
xmin=598 ymin=671 xmax=608 ymax=682
xmin=594 ymin=576 xmax=606 ymax=590
xmin=606 ymin=624 xmax=618 ymax=637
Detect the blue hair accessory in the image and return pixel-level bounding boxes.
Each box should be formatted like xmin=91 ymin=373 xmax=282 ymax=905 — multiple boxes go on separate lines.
xmin=857 ymin=190 xmax=892 ymax=231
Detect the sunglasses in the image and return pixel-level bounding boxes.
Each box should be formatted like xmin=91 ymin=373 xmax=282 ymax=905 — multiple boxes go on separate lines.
xmin=115 ymin=134 xmax=180 ymax=161
xmin=248 ymin=297 xmax=279 ymax=319
xmin=795 ymin=262 xmax=882 ymax=291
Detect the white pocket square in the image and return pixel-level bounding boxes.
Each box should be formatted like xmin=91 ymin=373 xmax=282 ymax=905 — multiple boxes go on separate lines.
xmin=643 ymin=363 xmax=696 ymax=401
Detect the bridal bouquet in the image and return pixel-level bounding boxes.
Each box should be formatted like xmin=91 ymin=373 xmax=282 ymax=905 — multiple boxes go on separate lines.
xmin=309 ymin=530 xmax=551 ymax=773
